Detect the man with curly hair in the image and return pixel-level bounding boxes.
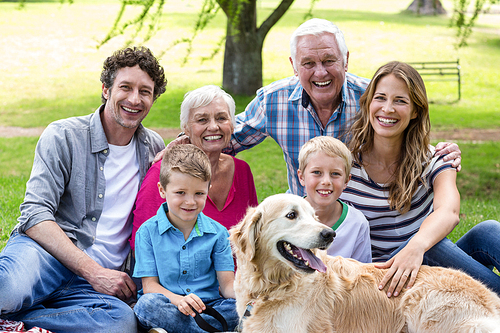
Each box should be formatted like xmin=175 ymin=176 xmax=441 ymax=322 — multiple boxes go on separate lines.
xmin=0 ymin=46 xmax=167 ymax=333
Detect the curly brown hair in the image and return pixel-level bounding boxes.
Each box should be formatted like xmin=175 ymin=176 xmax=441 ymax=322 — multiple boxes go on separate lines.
xmin=348 ymin=61 xmax=431 ymax=214
xmin=100 ymin=46 xmax=167 ymax=104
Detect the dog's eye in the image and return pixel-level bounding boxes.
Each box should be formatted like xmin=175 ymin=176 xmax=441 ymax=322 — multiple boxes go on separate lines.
xmin=285 ymin=211 xmax=297 ymax=220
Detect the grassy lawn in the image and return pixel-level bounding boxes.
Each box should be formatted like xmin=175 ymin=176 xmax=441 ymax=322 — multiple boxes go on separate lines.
xmin=0 ymin=0 xmax=499 ymax=250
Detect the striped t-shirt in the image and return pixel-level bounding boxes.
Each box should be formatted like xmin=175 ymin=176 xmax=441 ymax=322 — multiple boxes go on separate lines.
xmin=340 ymin=146 xmax=455 ymax=261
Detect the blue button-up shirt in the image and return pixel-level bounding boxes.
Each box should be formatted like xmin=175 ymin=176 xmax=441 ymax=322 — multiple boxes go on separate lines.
xmin=226 ymin=73 xmax=369 ymax=196
xmin=16 ymin=106 xmax=165 ymax=250
xmin=133 ymin=203 xmax=234 ymax=300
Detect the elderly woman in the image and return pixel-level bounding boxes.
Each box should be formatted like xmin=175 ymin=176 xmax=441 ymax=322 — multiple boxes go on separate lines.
xmin=131 ymin=85 xmax=258 ymax=249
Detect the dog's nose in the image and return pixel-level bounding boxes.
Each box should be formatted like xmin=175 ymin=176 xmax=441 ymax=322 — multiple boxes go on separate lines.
xmin=320 ymin=229 xmax=335 ymax=242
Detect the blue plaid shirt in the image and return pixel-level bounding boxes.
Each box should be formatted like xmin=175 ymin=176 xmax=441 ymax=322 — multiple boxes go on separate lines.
xmin=227 ymin=73 xmax=369 ymax=196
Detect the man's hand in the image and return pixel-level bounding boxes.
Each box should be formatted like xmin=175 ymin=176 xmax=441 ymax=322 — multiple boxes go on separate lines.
xmin=435 ymin=142 xmax=462 ymax=172
xmin=86 ymin=267 xmax=137 ymax=301
xmin=26 ymin=221 xmax=136 ymax=301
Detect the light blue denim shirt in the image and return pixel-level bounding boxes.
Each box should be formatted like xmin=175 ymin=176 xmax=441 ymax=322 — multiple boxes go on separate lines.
xmin=133 ymin=203 xmax=235 ymax=300
xmin=15 ymin=106 xmax=165 ymax=250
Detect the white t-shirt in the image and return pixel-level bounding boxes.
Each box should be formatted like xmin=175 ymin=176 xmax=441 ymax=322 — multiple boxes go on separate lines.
xmin=84 ymin=136 xmax=140 ymax=269
xmin=326 ymin=200 xmax=372 ymax=263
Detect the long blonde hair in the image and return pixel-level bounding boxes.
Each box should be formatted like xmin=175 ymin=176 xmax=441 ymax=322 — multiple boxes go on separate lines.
xmin=348 ymin=61 xmax=431 ymax=213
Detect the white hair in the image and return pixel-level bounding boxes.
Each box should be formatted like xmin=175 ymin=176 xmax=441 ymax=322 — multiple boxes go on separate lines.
xmin=180 ymin=85 xmax=236 ymax=130
xmin=289 ymin=18 xmax=348 ymax=71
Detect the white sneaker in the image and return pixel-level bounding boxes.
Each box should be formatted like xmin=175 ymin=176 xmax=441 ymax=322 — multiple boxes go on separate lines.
xmin=148 ymin=328 xmax=168 ymax=333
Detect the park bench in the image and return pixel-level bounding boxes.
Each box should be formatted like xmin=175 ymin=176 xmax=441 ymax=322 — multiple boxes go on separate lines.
xmin=408 ymin=59 xmax=461 ymax=100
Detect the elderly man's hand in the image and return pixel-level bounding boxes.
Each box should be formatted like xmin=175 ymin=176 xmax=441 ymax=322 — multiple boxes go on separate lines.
xmin=435 ymin=142 xmax=462 ymax=172
xmin=153 ymin=134 xmax=190 ymax=164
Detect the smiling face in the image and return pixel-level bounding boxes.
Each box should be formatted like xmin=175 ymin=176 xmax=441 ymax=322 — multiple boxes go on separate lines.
xmin=291 ymin=33 xmax=348 ymax=112
xmin=102 ymin=65 xmax=155 ymax=131
xmin=298 ymin=151 xmax=349 ymax=209
xmin=369 ymin=74 xmax=417 ymax=143
xmin=158 ymin=170 xmax=209 ymax=229
xmin=185 ymin=97 xmax=234 ymax=154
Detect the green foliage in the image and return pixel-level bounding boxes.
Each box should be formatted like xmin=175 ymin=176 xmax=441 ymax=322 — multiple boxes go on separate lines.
xmin=13 ymin=0 xmax=72 ymax=9
xmin=450 ymin=0 xmax=499 ymax=48
xmin=96 ymin=0 xmax=223 ymax=63
xmin=98 ymin=0 xmax=165 ymax=48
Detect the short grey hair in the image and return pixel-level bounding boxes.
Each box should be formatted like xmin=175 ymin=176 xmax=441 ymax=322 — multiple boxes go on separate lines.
xmin=180 ymin=85 xmax=236 ymax=130
xmin=290 ymin=18 xmax=348 ymax=71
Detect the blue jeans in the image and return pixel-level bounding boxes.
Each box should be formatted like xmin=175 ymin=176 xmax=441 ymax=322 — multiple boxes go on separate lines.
xmin=390 ymin=220 xmax=500 ymax=295
xmin=0 ymin=231 xmax=137 ymax=333
xmin=134 ymin=293 xmax=238 ymax=333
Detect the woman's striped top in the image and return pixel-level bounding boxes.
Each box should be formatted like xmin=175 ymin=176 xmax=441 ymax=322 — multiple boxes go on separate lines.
xmin=340 ymin=146 xmax=455 ymax=261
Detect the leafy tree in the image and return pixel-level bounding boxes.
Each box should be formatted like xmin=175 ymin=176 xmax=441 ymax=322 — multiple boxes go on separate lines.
xmin=450 ymin=0 xmax=499 ymax=48
xmin=16 ymin=0 xmax=498 ymax=94
xmin=98 ymin=0 xmax=317 ymax=96
xmin=405 ymin=0 xmax=499 ymax=48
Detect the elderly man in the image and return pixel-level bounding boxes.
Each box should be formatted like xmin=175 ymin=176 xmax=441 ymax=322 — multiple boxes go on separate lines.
xmin=0 ymin=47 xmax=167 ymax=333
xmin=225 ymin=18 xmax=460 ymax=196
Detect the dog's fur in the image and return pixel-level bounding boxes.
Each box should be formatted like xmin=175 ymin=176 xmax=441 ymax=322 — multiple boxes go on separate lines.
xmin=229 ymin=193 xmax=500 ymax=333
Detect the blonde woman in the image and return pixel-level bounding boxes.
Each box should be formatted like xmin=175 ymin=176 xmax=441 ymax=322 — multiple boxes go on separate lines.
xmin=341 ymin=61 xmax=500 ymax=298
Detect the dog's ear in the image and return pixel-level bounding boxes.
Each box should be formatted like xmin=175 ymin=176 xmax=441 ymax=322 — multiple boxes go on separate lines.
xmin=229 ymin=207 xmax=262 ymax=262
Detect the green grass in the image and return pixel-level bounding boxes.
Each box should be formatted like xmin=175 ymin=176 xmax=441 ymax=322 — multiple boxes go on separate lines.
xmin=1 ymin=137 xmax=499 ymax=250
xmin=0 ymin=0 xmax=499 ymax=250
xmin=1 ymin=1 xmax=500 ymax=129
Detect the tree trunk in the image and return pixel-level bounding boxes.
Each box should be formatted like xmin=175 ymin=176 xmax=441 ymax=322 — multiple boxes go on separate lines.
xmin=218 ymin=0 xmax=294 ymax=96
xmin=222 ymin=0 xmax=263 ymax=96
xmin=407 ymin=0 xmax=447 ymax=15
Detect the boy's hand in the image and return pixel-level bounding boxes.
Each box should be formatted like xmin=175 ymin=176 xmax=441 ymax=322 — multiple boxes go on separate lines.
xmin=177 ymin=293 xmax=206 ymax=317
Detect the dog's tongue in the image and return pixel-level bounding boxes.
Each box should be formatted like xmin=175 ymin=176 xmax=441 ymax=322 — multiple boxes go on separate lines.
xmin=298 ymin=248 xmax=327 ymax=273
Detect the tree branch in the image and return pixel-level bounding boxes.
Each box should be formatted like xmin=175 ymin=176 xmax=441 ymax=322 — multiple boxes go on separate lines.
xmin=216 ymin=0 xmax=232 ymax=18
xmin=257 ymin=0 xmax=295 ymax=41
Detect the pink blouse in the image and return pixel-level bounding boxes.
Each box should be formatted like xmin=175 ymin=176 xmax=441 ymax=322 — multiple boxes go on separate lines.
xmin=130 ymin=156 xmax=258 ymax=249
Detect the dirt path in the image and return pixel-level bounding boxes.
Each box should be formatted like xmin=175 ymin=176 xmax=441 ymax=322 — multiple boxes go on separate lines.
xmin=1 ymin=126 xmax=499 ymax=141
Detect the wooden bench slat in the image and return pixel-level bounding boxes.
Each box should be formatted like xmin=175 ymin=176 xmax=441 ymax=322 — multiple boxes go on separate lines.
xmin=408 ymin=59 xmax=461 ymax=100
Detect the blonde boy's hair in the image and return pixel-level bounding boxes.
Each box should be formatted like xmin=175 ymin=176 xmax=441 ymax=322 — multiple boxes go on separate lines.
xmin=159 ymin=144 xmax=211 ymax=188
xmin=298 ymin=136 xmax=352 ymax=179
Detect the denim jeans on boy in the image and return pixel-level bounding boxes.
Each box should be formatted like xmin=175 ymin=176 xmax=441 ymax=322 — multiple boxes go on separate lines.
xmin=0 ymin=231 xmax=137 ymax=333
xmin=390 ymin=220 xmax=500 ymax=295
xmin=134 ymin=292 xmax=239 ymax=333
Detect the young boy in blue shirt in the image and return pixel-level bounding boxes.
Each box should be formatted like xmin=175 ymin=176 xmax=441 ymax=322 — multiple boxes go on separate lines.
xmin=133 ymin=144 xmax=238 ymax=333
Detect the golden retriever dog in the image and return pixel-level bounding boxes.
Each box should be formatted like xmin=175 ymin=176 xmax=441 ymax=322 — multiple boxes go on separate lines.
xmin=229 ymin=193 xmax=500 ymax=333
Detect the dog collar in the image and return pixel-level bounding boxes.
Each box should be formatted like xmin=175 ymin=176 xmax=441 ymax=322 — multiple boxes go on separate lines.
xmin=235 ymin=300 xmax=255 ymax=332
